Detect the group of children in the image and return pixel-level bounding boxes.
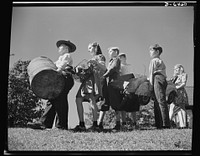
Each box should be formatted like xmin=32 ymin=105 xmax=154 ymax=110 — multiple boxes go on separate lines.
xmin=28 ymin=40 xmax=189 ymax=131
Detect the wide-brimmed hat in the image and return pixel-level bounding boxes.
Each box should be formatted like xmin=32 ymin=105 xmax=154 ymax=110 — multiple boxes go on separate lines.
xmin=56 ymin=40 xmax=76 ymax=53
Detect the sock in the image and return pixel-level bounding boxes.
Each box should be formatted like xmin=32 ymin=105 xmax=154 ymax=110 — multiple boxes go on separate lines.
xmin=99 ymin=122 xmax=103 ymax=126
xmin=93 ymin=121 xmax=98 ymax=127
xmin=79 ymin=121 xmax=85 ymax=127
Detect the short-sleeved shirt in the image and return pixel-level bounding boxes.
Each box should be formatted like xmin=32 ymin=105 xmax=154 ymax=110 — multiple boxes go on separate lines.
xmin=149 ymin=57 xmax=166 ymax=85
xmin=55 ymin=53 xmax=73 ymax=70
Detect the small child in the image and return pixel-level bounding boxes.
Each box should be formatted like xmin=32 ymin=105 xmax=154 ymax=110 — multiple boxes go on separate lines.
xmin=148 ymin=44 xmax=170 ymax=129
xmin=118 ymin=53 xmax=139 ymax=130
xmin=169 ymin=64 xmax=189 ymax=128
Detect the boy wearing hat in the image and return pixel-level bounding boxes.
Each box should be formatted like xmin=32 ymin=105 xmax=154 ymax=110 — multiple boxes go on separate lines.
xmin=27 ymin=40 xmax=76 ymax=130
xmin=55 ymin=40 xmax=76 ymax=73
xmin=148 ymin=44 xmax=170 ymax=129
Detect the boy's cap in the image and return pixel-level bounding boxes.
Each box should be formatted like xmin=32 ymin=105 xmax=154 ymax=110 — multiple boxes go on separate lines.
xmin=108 ymin=47 xmax=120 ymax=55
xmin=118 ymin=53 xmax=126 ymax=57
xmin=56 ymin=40 xmax=76 ymax=53
xmin=150 ymin=44 xmax=163 ymax=54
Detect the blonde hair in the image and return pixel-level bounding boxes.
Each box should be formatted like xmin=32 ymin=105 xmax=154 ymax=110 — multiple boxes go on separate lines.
xmin=174 ymin=64 xmax=185 ymax=73
xmin=88 ymin=42 xmax=102 ymax=55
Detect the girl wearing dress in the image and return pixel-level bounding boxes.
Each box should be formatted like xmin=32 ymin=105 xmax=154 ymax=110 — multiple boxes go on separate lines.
xmin=169 ymin=64 xmax=189 ymax=128
xmin=73 ymin=42 xmax=108 ymax=132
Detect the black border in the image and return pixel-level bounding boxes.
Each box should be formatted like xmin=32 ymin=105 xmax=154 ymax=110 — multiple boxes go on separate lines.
xmin=11 ymin=1 xmax=197 ymax=7
xmin=5 ymin=1 xmax=198 ymax=155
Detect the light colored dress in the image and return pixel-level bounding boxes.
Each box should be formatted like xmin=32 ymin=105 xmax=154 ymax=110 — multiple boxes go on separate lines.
xmin=169 ymin=72 xmax=189 ymax=128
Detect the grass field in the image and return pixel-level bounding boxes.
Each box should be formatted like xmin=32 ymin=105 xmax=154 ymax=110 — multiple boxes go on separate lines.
xmin=6 ymin=86 xmax=194 ymax=153
xmin=7 ymin=127 xmax=192 ymax=152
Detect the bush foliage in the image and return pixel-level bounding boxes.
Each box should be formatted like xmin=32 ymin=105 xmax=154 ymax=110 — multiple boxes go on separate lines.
xmin=85 ymin=101 xmax=155 ymax=129
xmin=7 ymin=60 xmax=44 ymax=127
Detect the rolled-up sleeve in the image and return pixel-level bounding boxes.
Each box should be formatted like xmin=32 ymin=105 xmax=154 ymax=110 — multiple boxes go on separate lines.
xmin=58 ymin=54 xmax=73 ymax=70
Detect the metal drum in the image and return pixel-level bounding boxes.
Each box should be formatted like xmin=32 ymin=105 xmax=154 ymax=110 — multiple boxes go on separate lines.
xmin=27 ymin=56 xmax=65 ymax=100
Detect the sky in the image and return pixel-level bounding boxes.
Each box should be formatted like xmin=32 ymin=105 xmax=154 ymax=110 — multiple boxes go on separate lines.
xmin=9 ymin=5 xmax=194 ymax=128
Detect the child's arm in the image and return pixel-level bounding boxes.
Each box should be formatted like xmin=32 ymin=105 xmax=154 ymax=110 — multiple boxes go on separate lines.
xmin=176 ymin=73 xmax=187 ymax=89
xmin=89 ymin=55 xmax=107 ymax=71
xmin=148 ymin=59 xmax=157 ymax=85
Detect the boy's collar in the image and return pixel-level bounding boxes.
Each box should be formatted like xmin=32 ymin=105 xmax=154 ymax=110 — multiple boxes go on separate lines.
xmin=152 ymin=55 xmax=160 ymax=59
xmin=110 ymin=56 xmax=118 ymax=59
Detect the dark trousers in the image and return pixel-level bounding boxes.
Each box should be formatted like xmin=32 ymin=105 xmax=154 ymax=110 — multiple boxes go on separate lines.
xmin=102 ymin=78 xmax=110 ymax=105
xmin=39 ymin=74 xmax=74 ymax=129
xmin=99 ymin=78 xmax=110 ymax=111
xmin=108 ymin=83 xmax=123 ymax=111
xmin=153 ymin=74 xmax=170 ymax=128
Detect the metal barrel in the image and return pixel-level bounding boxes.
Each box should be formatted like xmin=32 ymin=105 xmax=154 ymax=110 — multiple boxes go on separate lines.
xmin=27 ymin=56 xmax=65 ymax=100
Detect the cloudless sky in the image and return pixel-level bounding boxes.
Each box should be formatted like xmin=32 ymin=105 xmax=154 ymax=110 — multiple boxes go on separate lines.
xmin=10 ymin=5 xmax=194 ymax=128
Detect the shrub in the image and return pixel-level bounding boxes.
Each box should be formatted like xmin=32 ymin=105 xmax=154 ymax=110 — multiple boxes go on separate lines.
xmin=138 ymin=101 xmax=155 ymax=127
xmin=85 ymin=100 xmax=155 ymax=129
xmin=7 ymin=60 xmax=45 ymax=127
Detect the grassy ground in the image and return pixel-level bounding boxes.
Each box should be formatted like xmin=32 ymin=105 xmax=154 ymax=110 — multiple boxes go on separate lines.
xmin=7 ymin=127 xmax=192 ymax=152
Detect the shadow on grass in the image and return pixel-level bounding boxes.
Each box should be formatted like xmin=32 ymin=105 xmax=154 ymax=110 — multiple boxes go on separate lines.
xmin=68 ymin=126 xmax=158 ymax=133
